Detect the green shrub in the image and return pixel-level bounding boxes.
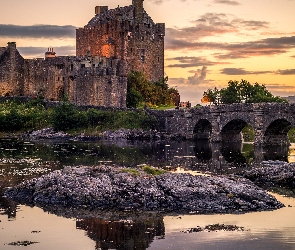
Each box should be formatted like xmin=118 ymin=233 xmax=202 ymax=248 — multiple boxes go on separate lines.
xmin=51 ymin=102 xmax=93 ymax=131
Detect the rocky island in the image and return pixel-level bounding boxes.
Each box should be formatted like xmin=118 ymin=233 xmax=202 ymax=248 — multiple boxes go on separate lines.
xmin=5 ymin=165 xmax=283 ymax=214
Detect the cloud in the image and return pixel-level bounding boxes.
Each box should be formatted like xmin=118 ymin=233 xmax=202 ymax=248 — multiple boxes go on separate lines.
xmin=215 ymin=36 xmax=295 ymax=59
xmin=17 ymin=46 xmax=76 ymax=58
xmin=169 ymin=66 xmax=210 ymax=86
xmin=165 ymin=12 xmax=270 ymax=46
xmin=213 ymin=0 xmax=241 ymax=5
xmin=150 ymin=0 xmax=193 ymax=4
xmin=187 ymin=66 xmax=208 ymax=85
xmin=164 ymin=12 xmax=295 ymax=59
xmin=166 ymin=56 xmax=224 ymax=68
xmin=221 ymin=68 xmax=272 ymax=75
xmin=166 ymin=34 xmax=295 ymax=59
xmin=0 ymin=24 xmax=76 ymax=39
xmin=221 ymin=67 xmax=295 ymax=75
xmin=150 ymin=0 xmax=165 ymax=4
xmin=274 ymin=69 xmax=295 ymax=75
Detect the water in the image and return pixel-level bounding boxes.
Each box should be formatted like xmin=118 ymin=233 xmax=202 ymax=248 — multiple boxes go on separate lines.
xmin=1 ymin=138 xmax=295 ymax=250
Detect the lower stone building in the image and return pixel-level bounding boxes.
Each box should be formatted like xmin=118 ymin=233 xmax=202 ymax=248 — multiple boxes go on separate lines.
xmin=0 ymin=42 xmax=127 ymax=107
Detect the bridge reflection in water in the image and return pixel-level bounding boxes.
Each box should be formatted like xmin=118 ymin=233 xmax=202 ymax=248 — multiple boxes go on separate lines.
xmin=158 ymin=140 xmax=292 ymax=175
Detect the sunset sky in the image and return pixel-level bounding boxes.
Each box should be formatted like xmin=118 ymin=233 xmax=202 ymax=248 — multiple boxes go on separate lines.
xmin=1 ymin=0 xmax=295 ymax=105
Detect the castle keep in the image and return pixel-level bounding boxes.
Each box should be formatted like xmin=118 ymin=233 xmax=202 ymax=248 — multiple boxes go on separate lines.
xmin=0 ymin=0 xmax=165 ymax=107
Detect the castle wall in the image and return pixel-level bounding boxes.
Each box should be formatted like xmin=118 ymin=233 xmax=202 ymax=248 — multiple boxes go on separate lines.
xmin=0 ymin=1 xmax=163 ymax=108
xmin=125 ymin=22 xmax=165 ymax=82
xmin=22 ymin=56 xmax=126 ymax=107
xmin=0 ymin=43 xmax=24 ymax=96
xmin=76 ymin=3 xmax=165 ymax=82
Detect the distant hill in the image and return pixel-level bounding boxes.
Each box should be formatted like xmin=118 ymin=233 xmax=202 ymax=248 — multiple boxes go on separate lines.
xmin=283 ymin=96 xmax=295 ymax=103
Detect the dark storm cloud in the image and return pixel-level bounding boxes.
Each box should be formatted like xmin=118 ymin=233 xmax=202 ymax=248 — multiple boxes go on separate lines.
xmin=166 ymin=56 xmax=222 ymax=67
xmin=221 ymin=68 xmax=272 ymax=75
xmin=0 ymin=24 xmax=76 ymax=39
xmin=17 ymin=46 xmax=76 ymax=57
xmin=213 ymin=0 xmax=241 ymax=5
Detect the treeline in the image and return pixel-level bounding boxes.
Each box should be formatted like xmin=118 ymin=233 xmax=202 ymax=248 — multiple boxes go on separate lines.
xmin=0 ymin=99 xmax=156 ymax=133
xmin=203 ymin=80 xmax=287 ymax=104
xmin=127 ymin=71 xmax=179 ymax=108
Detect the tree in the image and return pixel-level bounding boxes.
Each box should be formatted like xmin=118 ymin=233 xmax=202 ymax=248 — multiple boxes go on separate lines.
xmin=126 ymin=71 xmax=179 ymax=108
xmin=202 ymin=87 xmax=219 ymax=105
xmin=220 ymin=80 xmax=242 ymax=104
xmin=202 ymin=79 xmax=288 ymax=105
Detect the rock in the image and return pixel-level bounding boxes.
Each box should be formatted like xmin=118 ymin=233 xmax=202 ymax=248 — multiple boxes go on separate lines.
xmin=5 ymin=165 xmax=283 ymax=214
xmin=24 ymin=128 xmax=184 ymax=141
xmin=26 ymin=128 xmax=71 ymax=140
xmin=101 ymin=129 xmax=185 ymax=141
xmin=243 ymin=161 xmax=295 ymax=188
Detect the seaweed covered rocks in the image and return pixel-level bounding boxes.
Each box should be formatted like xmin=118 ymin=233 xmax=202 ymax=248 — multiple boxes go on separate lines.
xmin=5 ymin=165 xmax=283 ymax=214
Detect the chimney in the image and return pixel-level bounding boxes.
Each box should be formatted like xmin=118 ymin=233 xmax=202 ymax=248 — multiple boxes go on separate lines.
xmin=95 ymin=6 xmax=108 ymax=15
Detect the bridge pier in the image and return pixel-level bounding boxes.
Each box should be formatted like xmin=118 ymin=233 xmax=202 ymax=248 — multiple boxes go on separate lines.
xmin=209 ymin=111 xmax=222 ymax=142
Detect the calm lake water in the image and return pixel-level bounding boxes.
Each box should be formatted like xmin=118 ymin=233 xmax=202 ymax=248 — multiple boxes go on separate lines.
xmin=1 ymin=138 xmax=295 ymax=250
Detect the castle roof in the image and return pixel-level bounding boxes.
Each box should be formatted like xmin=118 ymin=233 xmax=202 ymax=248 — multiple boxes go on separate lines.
xmin=86 ymin=5 xmax=155 ymax=27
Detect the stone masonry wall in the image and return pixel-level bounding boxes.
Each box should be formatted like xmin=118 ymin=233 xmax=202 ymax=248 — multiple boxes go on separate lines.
xmin=0 ymin=43 xmax=127 ymax=108
xmin=76 ymin=1 xmax=165 ymax=82
xmin=0 ymin=0 xmax=164 ymax=108
xmin=0 ymin=43 xmax=24 ymax=96
xmin=149 ymin=103 xmax=295 ymax=145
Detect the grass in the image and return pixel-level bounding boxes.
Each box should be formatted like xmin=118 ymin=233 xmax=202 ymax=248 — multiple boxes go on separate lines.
xmin=0 ymin=100 xmax=156 ymax=134
xmin=122 ymin=168 xmax=140 ymax=176
xmin=142 ymin=165 xmax=166 ymax=175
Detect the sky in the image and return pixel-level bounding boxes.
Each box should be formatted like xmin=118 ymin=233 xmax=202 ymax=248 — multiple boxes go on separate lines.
xmin=1 ymin=0 xmax=295 ymax=106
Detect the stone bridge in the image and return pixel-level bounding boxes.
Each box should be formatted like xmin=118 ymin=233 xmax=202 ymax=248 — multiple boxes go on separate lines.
xmin=149 ymin=103 xmax=295 ymax=145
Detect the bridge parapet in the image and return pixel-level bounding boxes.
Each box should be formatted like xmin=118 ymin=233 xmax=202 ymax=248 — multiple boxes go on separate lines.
xmin=148 ymin=103 xmax=295 ymax=145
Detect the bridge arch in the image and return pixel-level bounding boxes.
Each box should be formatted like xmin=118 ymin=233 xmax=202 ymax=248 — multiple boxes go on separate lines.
xmin=221 ymin=119 xmax=249 ymax=142
xmin=263 ymin=118 xmax=292 ymax=144
xmin=193 ymin=119 xmax=212 ymax=140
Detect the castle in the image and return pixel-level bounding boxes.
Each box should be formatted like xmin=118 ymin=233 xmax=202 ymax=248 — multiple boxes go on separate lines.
xmin=0 ymin=0 xmax=165 ymax=107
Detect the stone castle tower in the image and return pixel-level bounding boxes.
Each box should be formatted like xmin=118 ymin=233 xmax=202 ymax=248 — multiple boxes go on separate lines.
xmin=0 ymin=0 xmax=165 ymax=107
xmin=76 ymin=0 xmax=165 ymax=82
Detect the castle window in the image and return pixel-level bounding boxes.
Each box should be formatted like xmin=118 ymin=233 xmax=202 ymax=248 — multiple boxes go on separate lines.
xmin=70 ymin=64 xmax=73 ymax=71
xmin=93 ymin=64 xmax=95 ymax=68
xmin=81 ymin=64 xmax=85 ymax=68
xmin=141 ymin=55 xmax=145 ymax=62
xmin=63 ymin=77 xmax=65 ymax=81
xmin=130 ymin=48 xmax=133 ymax=53
xmin=57 ymin=77 xmax=60 ymax=81
xmin=158 ymin=57 xmax=160 ymax=62
xmin=141 ymin=36 xmax=144 ymax=41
